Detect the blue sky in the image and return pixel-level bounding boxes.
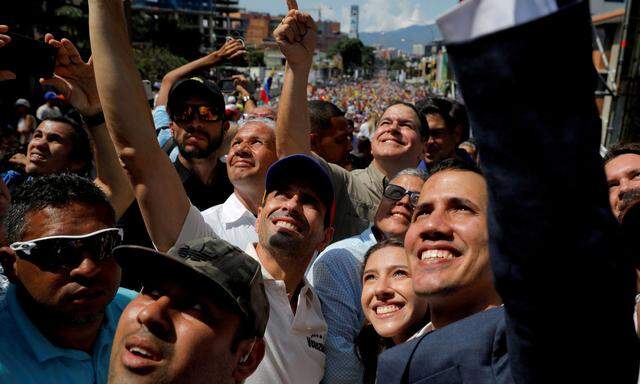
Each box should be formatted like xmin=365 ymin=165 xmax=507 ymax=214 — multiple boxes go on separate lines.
xmin=239 ymin=0 xmax=460 ymax=33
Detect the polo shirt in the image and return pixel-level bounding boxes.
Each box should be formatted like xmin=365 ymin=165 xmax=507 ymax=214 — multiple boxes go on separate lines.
xmin=0 ymin=285 xmax=137 ymax=384
xmin=244 ymin=244 xmax=327 ymax=384
xmin=176 ymin=193 xmax=258 ymax=250
xmin=316 ymin=157 xmax=386 ymax=242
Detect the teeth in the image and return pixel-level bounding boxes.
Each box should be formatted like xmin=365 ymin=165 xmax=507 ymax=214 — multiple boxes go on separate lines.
xmin=376 ymin=305 xmax=400 ymax=314
xmin=275 ymin=221 xmax=298 ymax=231
xmin=421 ymin=249 xmax=455 ymax=262
xmin=130 ymin=347 xmax=152 ymax=358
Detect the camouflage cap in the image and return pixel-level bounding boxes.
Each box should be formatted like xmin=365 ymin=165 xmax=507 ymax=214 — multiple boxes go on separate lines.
xmin=113 ymin=237 xmax=269 ymax=337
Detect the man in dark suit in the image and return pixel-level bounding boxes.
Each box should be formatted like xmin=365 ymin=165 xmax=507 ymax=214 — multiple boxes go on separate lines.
xmin=377 ymin=1 xmax=639 ymax=383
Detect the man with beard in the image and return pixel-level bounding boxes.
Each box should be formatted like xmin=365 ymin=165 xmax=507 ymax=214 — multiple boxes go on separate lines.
xmin=0 ymin=174 xmax=135 ymax=384
xmin=107 ymin=237 xmax=269 ymax=384
xmin=175 ymin=117 xmax=279 ymax=250
xmin=273 ymin=8 xmax=428 ymax=241
xmin=308 ymin=168 xmax=427 ymax=383
xmin=604 ymin=143 xmax=640 ymax=220
xmin=160 ymin=77 xmax=233 ymax=210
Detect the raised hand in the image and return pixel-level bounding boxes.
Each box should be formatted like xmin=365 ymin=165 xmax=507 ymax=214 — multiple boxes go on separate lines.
xmin=0 ymin=25 xmax=16 ymax=81
xmin=212 ymin=38 xmax=246 ymax=63
xmin=273 ymin=1 xmax=317 ymax=69
xmin=40 ymin=34 xmax=101 ymax=117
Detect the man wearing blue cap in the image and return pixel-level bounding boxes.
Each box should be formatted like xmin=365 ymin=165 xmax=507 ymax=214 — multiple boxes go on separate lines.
xmin=35 ymin=91 xmax=62 ymax=121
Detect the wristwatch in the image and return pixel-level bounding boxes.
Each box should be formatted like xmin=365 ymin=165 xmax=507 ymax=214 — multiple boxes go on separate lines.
xmin=242 ymin=95 xmax=251 ymax=104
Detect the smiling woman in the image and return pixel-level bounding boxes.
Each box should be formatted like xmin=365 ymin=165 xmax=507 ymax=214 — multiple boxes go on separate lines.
xmin=356 ymin=239 xmax=429 ymax=384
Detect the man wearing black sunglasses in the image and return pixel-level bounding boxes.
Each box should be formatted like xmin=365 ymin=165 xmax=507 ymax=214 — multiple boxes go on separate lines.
xmin=0 ymin=174 xmax=136 ymax=384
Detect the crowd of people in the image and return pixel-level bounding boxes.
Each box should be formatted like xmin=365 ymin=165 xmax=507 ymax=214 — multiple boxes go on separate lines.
xmin=0 ymin=0 xmax=638 ymax=383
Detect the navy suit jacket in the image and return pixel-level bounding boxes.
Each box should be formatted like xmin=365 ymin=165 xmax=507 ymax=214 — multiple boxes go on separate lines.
xmin=378 ymin=2 xmax=639 ymax=383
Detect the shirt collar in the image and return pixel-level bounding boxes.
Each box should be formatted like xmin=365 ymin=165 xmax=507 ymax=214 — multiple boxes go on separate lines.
xmin=7 ymin=285 xmax=119 ymax=363
xmin=221 ymin=192 xmax=255 ymax=224
xmin=244 ymin=243 xmax=315 ymax=301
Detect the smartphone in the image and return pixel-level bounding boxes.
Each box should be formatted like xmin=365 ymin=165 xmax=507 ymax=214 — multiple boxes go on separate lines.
xmin=220 ymin=78 xmax=236 ymax=94
xmin=0 ymin=32 xmax=57 ymax=78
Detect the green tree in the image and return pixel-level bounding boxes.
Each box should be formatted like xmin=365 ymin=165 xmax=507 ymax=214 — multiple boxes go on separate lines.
xmin=133 ymin=46 xmax=188 ymax=82
xmin=328 ymin=37 xmax=370 ymax=75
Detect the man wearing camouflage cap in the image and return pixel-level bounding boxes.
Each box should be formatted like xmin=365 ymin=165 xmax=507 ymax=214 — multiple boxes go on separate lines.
xmin=107 ymin=237 xmax=269 ymax=384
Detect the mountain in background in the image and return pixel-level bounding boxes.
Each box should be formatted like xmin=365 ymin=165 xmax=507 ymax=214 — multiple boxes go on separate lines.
xmin=359 ymin=24 xmax=442 ymax=53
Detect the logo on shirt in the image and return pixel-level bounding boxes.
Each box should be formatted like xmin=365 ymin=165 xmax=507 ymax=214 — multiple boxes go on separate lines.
xmin=306 ymin=333 xmax=326 ymax=354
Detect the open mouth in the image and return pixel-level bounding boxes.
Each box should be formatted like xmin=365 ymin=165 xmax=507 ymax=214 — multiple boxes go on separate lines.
xmin=29 ymin=152 xmax=46 ymax=162
xmin=373 ymin=303 xmax=405 ymax=318
xmin=420 ymin=249 xmax=460 ymax=264
xmin=273 ymin=219 xmax=302 ymax=233
xmin=127 ymin=346 xmax=161 ymax=361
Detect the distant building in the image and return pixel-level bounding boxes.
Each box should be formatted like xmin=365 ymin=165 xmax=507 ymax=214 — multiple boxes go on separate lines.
xmin=349 ymin=5 xmax=359 ymax=39
xmin=234 ymin=11 xmax=342 ymax=53
xmin=412 ymin=44 xmax=426 ymax=57
xmin=131 ymin=0 xmax=243 ymax=49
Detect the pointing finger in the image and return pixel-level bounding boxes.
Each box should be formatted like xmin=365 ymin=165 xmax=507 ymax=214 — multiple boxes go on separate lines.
xmin=287 ymin=0 xmax=298 ymax=11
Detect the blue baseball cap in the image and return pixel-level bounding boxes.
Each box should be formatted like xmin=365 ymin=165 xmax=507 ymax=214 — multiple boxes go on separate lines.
xmin=44 ymin=91 xmax=58 ymax=101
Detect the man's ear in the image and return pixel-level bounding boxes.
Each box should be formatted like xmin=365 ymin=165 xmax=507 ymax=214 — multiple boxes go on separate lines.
xmin=453 ymin=124 xmax=463 ymax=145
xmin=0 ymin=246 xmax=18 ymax=284
xmin=317 ymin=226 xmax=334 ymax=254
xmin=309 ymin=133 xmax=319 ymax=152
xmin=233 ymin=338 xmax=265 ymax=381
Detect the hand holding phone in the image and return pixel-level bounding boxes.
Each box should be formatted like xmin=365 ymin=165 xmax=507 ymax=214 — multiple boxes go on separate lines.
xmin=0 ymin=31 xmax=56 ymax=78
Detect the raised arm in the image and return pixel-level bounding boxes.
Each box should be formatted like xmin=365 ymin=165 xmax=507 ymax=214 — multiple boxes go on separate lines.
xmin=39 ymin=34 xmax=133 ymax=219
xmin=273 ymin=6 xmax=317 ymax=157
xmin=439 ymin=1 xmax=638 ymax=381
xmin=88 ymin=0 xmax=189 ymax=251
xmin=155 ymin=39 xmax=246 ymax=107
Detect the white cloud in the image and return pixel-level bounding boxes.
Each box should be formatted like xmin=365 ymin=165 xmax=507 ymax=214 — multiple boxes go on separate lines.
xmin=359 ymin=0 xmax=429 ymax=32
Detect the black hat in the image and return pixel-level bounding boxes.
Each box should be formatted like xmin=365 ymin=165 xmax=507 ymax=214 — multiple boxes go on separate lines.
xmin=113 ymin=237 xmax=269 ymax=337
xmin=167 ymin=77 xmax=226 ymax=118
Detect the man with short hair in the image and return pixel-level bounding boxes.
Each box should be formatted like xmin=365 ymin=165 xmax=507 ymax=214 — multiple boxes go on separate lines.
xmin=309 ymin=167 xmax=428 ymax=383
xmin=108 ymin=237 xmax=269 ymax=384
xmin=0 ymin=173 xmax=136 ymax=384
xmin=273 ymin=11 xmax=428 ymax=241
xmin=176 ymin=117 xmax=279 ymax=250
xmin=604 ymin=142 xmax=640 ymax=220
xmin=309 ymin=100 xmax=352 ymax=169
xmin=416 ymin=97 xmax=467 ymax=168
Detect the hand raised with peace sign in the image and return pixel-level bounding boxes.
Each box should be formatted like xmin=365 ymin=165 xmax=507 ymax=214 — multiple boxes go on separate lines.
xmin=273 ymin=0 xmax=317 ymax=69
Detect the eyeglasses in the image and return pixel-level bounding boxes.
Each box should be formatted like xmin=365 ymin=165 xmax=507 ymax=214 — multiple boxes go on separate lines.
xmin=383 ymin=184 xmax=420 ymax=206
xmin=10 ymin=228 xmax=124 ymax=271
xmin=173 ymin=104 xmax=221 ymax=123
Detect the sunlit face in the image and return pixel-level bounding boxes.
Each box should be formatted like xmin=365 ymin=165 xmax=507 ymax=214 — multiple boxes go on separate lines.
xmin=12 ymin=203 xmax=120 ymax=325
xmin=405 ymin=170 xmax=492 ymax=300
xmin=372 ymin=104 xmax=423 ymax=165
xmin=256 ymin=182 xmax=332 ymax=260
xmin=171 ymin=96 xmax=226 ymax=159
xmin=424 ymin=113 xmax=461 ymax=166
xmin=605 ymin=153 xmax=640 ymax=219
xmin=361 ymin=245 xmax=428 ymax=343
xmin=108 ymin=277 xmax=246 ymax=384
xmin=227 ymin=122 xmax=278 ymax=189
xmin=375 ymin=174 xmax=425 ymax=240
xmin=312 ymin=116 xmax=353 ymax=167
xmin=26 ymin=121 xmax=82 ymax=175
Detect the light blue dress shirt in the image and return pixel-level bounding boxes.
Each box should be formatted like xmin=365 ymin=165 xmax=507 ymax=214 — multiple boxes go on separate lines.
xmin=308 ymin=227 xmax=378 ymax=384
xmin=153 ymin=105 xmax=179 ymax=162
xmin=0 ymin=285 xmax=137 ymax=384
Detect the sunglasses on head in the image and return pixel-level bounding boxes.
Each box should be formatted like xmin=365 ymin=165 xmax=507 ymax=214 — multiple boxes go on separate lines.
xmin=173 ymin=104 xmax=221 ymax=123
xmin=383 ymin=184 xmax=420 ymax=207
xmin=10 ymin=228 xmax=124 ymax=271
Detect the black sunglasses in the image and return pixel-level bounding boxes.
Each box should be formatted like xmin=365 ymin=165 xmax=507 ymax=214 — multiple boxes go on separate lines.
xmin=383 ymin=184 xmax=420 ymax=206
xmin=172 ymin=104 xmax=221 ymax=123
xmin=10 ymin=228 xmax=123 ymax=271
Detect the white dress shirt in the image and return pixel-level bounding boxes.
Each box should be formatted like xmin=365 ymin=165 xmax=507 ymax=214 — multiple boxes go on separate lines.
xmin=244 ymin=244 xmax=327 ymax=384
xmin=175 ymin=192 xmax=258 ymax=250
